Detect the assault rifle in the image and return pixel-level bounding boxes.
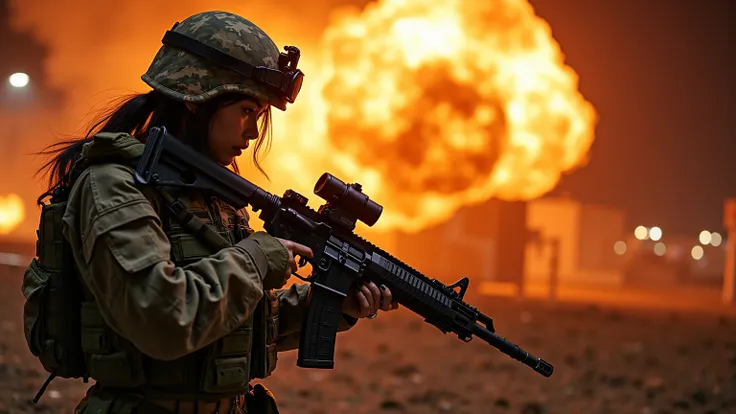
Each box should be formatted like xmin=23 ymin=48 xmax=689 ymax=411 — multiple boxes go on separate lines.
xmin=135 ymin=126 xmax=554 ymax=378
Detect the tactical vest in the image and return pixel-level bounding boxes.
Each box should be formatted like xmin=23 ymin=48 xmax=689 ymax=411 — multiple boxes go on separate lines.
xmin=23 ymin=164 xmax=280 ymax=402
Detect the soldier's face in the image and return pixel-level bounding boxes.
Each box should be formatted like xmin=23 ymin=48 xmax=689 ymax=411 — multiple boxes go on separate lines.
xmin=208 ymin=97 xmax=267 ymax=165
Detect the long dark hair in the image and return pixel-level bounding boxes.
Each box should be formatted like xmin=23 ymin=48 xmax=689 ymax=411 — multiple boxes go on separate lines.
xmin=36 ymin=90 xmax=273 ymax=203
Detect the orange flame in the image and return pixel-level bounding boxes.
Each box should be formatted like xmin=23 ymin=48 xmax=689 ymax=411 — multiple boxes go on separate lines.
xmin=270 ymin=0 xmax=597 ymax=233
xmin=7 ymin=0 xmax=595 ymax=239
xmin=0 ymin=194 xmax=25 ymax=235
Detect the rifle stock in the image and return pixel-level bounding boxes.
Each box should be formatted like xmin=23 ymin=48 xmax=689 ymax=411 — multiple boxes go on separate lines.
xmin=135 ymin=126 xmax=554 ymax=378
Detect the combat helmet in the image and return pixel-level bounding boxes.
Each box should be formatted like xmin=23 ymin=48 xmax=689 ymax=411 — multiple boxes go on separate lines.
xmin=142 ymin=11 xmax=304 ymax=110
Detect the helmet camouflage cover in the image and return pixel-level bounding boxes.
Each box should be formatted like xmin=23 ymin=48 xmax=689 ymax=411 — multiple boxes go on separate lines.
xmin=142 ymin=11 xmax=290 ymax=110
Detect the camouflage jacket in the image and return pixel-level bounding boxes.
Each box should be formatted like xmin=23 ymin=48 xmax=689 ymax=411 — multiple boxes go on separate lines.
xmin=61 ymin=132 xmax=354 ymax=368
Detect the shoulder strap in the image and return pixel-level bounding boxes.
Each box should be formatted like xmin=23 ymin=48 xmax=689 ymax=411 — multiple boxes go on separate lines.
xmin=156 ymin=188 xmax=234 ymax=252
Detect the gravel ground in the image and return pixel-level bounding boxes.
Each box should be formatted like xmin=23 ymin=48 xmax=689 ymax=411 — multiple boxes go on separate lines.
xmin=1 ymin=268 xmax=735 ymax=414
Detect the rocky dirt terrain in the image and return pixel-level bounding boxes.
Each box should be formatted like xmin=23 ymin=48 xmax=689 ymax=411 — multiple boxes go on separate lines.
xmin=1 ymin=268 xmax=735 ymax=414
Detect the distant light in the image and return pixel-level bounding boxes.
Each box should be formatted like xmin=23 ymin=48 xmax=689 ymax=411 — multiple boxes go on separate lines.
xmin=653 ymin=242 xmax=666 ymax=257
xmin=710 ymin=232 xmax=723 ymax=247
xmin=649 ymin=226 xmax=662 ymax=241
xmin=614 ymin=241 xmax=627 ymax=255
xmin=8 ymin=72 xmax=29 ymax=88
xmin=691 ymin=245 xmax=704 ymax=260
xmin=634 ymin=226 xmax=649 ymax=240
xmin=699 ymin=230 xmax=712 ymax=245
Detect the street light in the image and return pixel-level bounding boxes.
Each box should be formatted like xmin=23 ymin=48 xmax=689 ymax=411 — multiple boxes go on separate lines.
xmin=699 ymin=230 xmax=712 ymax=245
xmin=634 ymin=225 xmax=648 ymax=240
xmin=8 ymin=73 xmax=29 ymax=88
xmin=649 ymin=226 xmax=662 ymax=241
xmin=691 ymin=245 xmax=704 ymax=260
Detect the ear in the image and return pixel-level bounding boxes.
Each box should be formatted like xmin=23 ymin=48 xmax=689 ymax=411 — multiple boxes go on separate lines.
xmin=185 ymin=102 xmax=197 ymax=113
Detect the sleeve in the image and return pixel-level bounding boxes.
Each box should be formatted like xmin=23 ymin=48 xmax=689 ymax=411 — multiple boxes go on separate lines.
xmin=274 ymin=283 xmax=358 ymax=352
xmin=62 ymin=164 xmax=289 ymax=361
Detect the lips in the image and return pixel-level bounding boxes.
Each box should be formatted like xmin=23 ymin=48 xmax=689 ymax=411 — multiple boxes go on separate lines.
xmin=233 ymin=142 xmax=249 ymax=156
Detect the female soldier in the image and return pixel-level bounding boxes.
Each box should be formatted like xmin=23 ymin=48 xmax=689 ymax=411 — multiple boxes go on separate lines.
xmin=36 ymin=10 xmax=397 ymax=414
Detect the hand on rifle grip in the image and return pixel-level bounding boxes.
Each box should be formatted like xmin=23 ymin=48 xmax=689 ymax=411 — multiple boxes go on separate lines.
xmin=291 ymin=254 xmax=312 ymax=282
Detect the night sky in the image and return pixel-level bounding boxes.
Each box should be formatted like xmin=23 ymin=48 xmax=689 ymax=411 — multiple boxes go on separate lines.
xmin=530 ymin=0 xmax=734 ymax=236
xmin=0 ymin=0 xmax=733 ymax=237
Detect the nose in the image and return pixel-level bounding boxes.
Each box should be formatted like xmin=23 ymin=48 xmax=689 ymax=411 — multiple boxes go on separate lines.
xmin=243 ymin=117 xmax=259 ymax=141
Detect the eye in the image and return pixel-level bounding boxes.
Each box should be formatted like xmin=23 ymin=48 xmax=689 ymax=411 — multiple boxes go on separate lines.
xmin=242 ymin=107 xmax=255 ymax=116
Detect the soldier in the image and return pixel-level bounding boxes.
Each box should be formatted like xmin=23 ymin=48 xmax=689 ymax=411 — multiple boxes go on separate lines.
xmin=27 ymin=10 xmax=398 ymax=414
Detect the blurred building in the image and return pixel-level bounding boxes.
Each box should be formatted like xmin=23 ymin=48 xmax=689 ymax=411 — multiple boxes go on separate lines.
xmin=525 ymin=197 xmax=626 ymax=286
xmin=388 ymin=195 xmax=723 ymax=294
xmin=391 ymin=198 xmax=527 ymax=288
xmin=390 ymin=196 xmax=628 ymax=291
xmin=620 ymin=231 xmax=726 ymax=287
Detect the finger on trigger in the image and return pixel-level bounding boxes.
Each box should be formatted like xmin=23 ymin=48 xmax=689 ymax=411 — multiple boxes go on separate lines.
xmin=295 ymin=243 xmax=313 ymax=258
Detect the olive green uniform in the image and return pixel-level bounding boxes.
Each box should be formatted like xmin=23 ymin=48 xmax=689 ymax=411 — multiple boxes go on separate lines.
xmin=61 ymin=133 xmax=354 ymax=413
xmin=23 ymin=10 xmax=329 ymax=412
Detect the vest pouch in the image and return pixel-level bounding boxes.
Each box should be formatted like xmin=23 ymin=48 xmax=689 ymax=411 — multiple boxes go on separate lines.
xmin=22 ymin=257 xmax=87 ymax=379
xmin=81 ymin=302 xmax=109 ymax=352
xmin=198 ymin=325 xmax=253 ymax=393
xmin=88 ymin=351 xmax=146 ymax=388
xmin=263 ymin=311 xmax=279 ymax=378
xmin=221 ymin=325 xmax=253 ymax=357
xmin=201 ymin=357 xmax=250 ymax=393
xmin=21 ymin=258 xmax=50 ymax=358
xmin=264 ymin=292 xmax=279 ymax=378
xmin=81 ymin=302 xmax=146 ymax=388
xmin=249 ymin=294 xmax=280 ymax=380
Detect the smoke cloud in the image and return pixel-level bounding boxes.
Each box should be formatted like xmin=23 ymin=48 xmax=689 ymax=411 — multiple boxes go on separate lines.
xmin=4 ymin=0 xmax=370 ymax=240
